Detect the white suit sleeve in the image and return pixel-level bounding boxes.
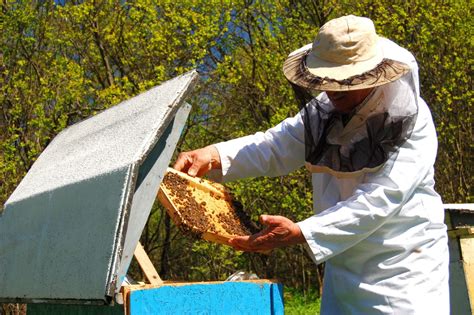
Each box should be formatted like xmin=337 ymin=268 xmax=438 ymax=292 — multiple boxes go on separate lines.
xmin=213 ymin=114 xmax=305 ymax=182
xmin=297 ymin=101 xmax=438 ymax=263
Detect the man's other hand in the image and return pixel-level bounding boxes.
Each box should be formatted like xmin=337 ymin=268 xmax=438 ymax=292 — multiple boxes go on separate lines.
xmin=229 ymin=215 xmax=305 ymax=252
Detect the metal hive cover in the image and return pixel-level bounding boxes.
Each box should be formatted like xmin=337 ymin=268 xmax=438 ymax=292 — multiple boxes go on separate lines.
xmin=0 ymin=70 xmax=199 ymax=303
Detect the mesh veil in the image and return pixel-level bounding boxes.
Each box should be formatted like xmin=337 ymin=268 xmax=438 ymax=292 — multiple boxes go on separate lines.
xmin=293 ymin=70 xmax=418 ymax=176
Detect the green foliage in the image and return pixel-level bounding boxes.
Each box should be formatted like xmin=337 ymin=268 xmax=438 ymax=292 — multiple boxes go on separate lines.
xmin=0 ymin=0 xmax=233 ymax=203
xmin=284 ymin=287 xmax=321 ymax=315
xmin=333 ymin=0 xmax=473 ymax=202
xmin=0 ymin=0 xmax=472 ymax=299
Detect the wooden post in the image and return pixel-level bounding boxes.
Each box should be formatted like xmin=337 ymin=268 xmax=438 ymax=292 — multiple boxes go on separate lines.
xmin=133 ymin=242 xmax=163 ymax=286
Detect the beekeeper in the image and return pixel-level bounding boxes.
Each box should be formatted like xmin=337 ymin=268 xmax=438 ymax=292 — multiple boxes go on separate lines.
xmin=174 ymin=15 xmax=449 ymax=314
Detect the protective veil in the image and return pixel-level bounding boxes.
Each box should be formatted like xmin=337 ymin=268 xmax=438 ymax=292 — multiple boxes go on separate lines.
xmin=213 ymin=38 xmax=449 ymax=314
xmin=301 ymin=69 xmax=418 ymax=177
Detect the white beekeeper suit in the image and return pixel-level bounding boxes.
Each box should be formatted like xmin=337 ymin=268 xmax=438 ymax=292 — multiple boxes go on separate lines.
xmin=212 ymin=33 xmax=449 ymax=315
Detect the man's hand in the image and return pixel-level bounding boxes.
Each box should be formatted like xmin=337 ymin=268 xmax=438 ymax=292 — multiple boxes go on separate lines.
xmin=229 ymin=215 xmax=306 ymax=252
xmin=173 ymin=145 xmax=221 ymax=177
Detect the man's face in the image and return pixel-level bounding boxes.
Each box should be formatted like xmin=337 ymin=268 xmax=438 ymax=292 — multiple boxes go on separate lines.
xmin=325 ymin=88 xmax=374 ymax=113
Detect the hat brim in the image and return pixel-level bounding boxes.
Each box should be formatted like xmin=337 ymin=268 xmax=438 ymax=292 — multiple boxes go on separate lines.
xmin=283 ymin=46 xmax=410 ymax=91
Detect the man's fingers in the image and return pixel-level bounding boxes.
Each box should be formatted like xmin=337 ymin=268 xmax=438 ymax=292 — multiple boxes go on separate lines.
xmin=173 ymin=153 xmax=192 ymax=172
xmin=188 ymin=158 xmax=211 ymax=177
xmin=174 ymin=153 xmax=202 ymax=177
xmin=229 ymin=215 xmax=304 ymax=252
xmin=188 ymin=164 xmax=199 ymax=176
xmin=196 ymin=165 xmax=211 ymax=177
xmin=229 ymin=236 xmax=249 ymax=245
xmin=228 ymin=236 xmax=251 ymax=251
xmin=260 ymin=214 xmax=285 ymax=226
xmin=229 ymin=233 xmax=275 ymax=251
xmin=173 ymin=146 xmax=221 ymax=177
xmin=229 ymin=235 xmax=263 ymax=249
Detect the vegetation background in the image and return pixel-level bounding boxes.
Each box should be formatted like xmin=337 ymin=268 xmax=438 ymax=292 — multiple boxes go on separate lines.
xmin=1 ymin=0 xmax=472 ymax=314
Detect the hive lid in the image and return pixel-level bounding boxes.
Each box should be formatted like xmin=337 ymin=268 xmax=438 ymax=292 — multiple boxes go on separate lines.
xmin=0 ymin=70 xmax=198 ymax=304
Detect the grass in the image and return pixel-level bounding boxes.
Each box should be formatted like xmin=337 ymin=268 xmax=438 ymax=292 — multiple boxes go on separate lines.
xmin=284 ymin=287 xmax=321 ymax=315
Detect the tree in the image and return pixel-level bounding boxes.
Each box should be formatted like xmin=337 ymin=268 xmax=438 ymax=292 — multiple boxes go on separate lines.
xmin=333 ymin=0 xmax=473 ymax=202
xmin=1 ymin=1 xmax=472 ymax=307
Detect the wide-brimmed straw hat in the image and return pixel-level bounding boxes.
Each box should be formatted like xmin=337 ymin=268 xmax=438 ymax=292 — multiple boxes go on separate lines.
xmin=283 ymin=15 xmax=410 ymax=91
